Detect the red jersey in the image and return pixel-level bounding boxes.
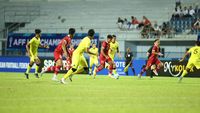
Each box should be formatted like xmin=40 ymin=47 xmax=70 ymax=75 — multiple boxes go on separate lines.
xmin=149 ymin=45 xmax=159 ymax=59
xmin=68 ymin=47 xmax=74 ymax=57
xmin=100 ymin=41 xmax=110 ymax=56
xmin=54 ymin=35 xmax=71 ymax=54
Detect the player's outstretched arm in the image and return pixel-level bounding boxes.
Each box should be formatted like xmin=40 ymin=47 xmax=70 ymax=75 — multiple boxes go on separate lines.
xmin=179 ymin=51 xmax=189 ymax=62
xmin=26 ymin=43 xmax=31 ymax=56
xmin=86 ymin=48 xmax=97 ymax=56
xmin=61 ymin=40 xmax=68 ymax=57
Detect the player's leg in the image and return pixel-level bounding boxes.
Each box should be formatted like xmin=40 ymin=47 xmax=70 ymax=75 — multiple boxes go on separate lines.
xmin=124 ymin=61 xmax=129 ymax=75
xmin=179 ymin=61 xmax=194 ymax=82
xmin=153 ymin=59 xmax=163 ymax=76
xmin=93 ymin=56 xmax=105 ymax=79
xmin=107 ymin=58 xmax=118 ymax=79
xmin=73 ymin=55 xmax=89 ymax=74
xmin=61 ymin=53 xmax=79 ymax=84
xmin=40 ymin=51 xmax=62 ymax=80
xmin=110 ymin=55 xmax=118 ymax=76
xmin=138 ymin=60 xmax=151 ymax=78
xmin=34 ymin=57 xmax=41 ymax=78
xmin=89 ymin=58 xmax=94 ymax=75
xmin=25 ymin=56 xmax=35 ymax=79
xmin=130 ymin=63 xmax=136 ymax=75
xmin=51 ymin=59 xmax=62 ymax=80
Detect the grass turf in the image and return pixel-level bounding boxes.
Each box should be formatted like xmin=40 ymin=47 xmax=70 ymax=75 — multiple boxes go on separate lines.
xmin=0 ymin=72 xmax=200 ymax=113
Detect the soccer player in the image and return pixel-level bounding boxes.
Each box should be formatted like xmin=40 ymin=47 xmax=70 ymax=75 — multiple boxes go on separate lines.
xmin=89 ymin=43 xmax=99 ymax=75
xmin=66 ymin=44 xmax=75 ymax=70
xmin=40 ymin=28 xmax=75 ymax=81
xmin=109 ymin=35 xmax=121 ymax=60
xmin=93 ymin=35 xmax=118 ymax=79
xmin=138 ymin=39 xmax=163 ymax=78
xmin=124 ymin=47 xmax=136 ymax=76
xmin=25 ymin=29 xmax=49 ymax=79
xmin=108 ymin=35 xmax=122 ymax=76
xmin=60 ymin=29 xmax=97 ymax=84
xmin=179 ymin=41 xmax=200 ymax=82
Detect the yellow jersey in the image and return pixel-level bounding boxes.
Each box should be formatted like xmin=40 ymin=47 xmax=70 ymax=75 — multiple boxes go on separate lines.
xmin=109 ymin=41 xmax=119 ymax=57
xmin=188 ymin=46 xmax=200 ymax=61
xmin=29 ymin=37 xmax=40 ymax=56
xmin=74 ymin=37 xmax=91 ymax=54
xmin=89 ymin=47 xmax=98 ymax=60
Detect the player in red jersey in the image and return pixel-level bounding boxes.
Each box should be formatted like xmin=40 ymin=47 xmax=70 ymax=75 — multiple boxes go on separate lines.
xmin=40 ymin=28 xmax=75 ymax=81
xmin=93 ymin=35 xmax=118 ymax=79
xmin=138 ymin=39 xmax=163 ymax=78
xmin=65 ymin=44 xmax=74 ymax=70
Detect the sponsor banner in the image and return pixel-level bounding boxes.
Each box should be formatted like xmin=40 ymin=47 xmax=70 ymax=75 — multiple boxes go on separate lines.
xmin=0 ymin=56 xmax=146 ymax=76
xmin=7 ymin=33 xmax=99 ymax=51
xmin=0 ymin=56 xmax=35 ymax=72
xmin=147 ymin=60 xmax=200 ymax=77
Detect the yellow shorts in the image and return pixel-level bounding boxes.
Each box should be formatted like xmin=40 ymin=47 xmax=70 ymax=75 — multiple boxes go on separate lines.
xmin=71 ymin=52 xmax=88 ymax=69
xmin=30 ymin=55 xmax=39 ymax=62
xmin=186 ymin=60 xmax=200 ymax=70
xmin=89 ymin=58 xmax=98 ymax=67
xmin=109 ymin=54 xmax=115 ymax=61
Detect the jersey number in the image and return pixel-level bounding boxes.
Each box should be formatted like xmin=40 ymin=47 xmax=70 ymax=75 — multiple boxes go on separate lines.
xmin=193 ymin=49 xmax=198 ymax=54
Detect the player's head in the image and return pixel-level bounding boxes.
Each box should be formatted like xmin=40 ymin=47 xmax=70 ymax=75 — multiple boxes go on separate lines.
xmin=126 ymin=47 xmax=131 ymax=52
xmin=112 ymin=35 xmax=116 ymax=43
xmin=92 ymin=43 xmax=96 ymax=48
xmin=35 ymin=29 xmax=41 ymax=37
xmin=195 ymin=41 xmax=200 ymax=46
xmin=154 ymin=38 xmax=160 ymax=46
xmin=107 ymin=34 xmax=113 ymax=43
xmin=88 ymin=29 xmax=95 ymax=38
xmin=69 ymin=28 xmax=76 ymax=37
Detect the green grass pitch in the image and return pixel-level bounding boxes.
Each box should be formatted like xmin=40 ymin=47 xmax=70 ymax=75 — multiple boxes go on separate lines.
xmin=0 ymin=72 xmax=200 ymax=113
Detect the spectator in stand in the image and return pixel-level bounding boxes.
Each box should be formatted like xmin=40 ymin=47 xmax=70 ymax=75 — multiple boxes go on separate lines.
xmin=183 ymin=6 xmax=189 ymax=17
xmin=172 ymin=7 xmax=181 ymax=18
xmin=130 ymin=16 xmax=140 ymax=29
xmin=175 ymin=0 xmax=181 ymax=8
xmin=194 ymin=5 xmax=200 ymax=18
xmin=143 ymin=16 xmax=151 ymax=26
xmin=123 ymin=18 xmax=129 ymax=29
xmin=162 ymin=22 xmax=171 ymax=36
xmin=153 ymin=22 xmax=161 ymax=38
xmin=138 ymin=16 xmax=151 ymax=29
xmin=189 ymin=6 xmax=195 ymax=17
xmin=117 ymin=17 xmax=124 ymax=29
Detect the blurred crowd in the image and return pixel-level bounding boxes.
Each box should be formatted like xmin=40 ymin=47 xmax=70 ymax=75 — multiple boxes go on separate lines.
xmin=116 ymin=16 xmax=172 ymax=39
xmin=116 ymin=0 xmax=200 ymax=38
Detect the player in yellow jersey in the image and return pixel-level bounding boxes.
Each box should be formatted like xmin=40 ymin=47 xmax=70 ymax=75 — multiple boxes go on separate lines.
xmin=89 ymin=43 xmax=99 ymax=75
xmin=107 ymin=35 xmax=122 ymax=77
xmin=109 ymin=35 xmax=121 ymax=60
xmin=25 ymin=29 xmax=49 ymax=79
xmin=179 ymin=41 xmax=200 ymax=82
xmin=61 ymin=29 xmax=97 ymax=84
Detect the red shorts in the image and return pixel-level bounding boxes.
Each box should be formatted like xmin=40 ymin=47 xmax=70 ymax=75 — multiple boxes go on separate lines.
xmin=54 ymin=51 xmax=62 ymax=62
xmin=99 ymin=55 xmax=112 ymax=66
xmin=146 ymin=58 xmax=161 ymax=68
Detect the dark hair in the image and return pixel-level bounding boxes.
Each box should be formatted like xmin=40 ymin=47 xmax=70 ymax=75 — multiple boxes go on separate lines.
xmin=112 ymin=35 xmax=116 ymax=38
xmin=196 ymin=41 xmax=200 ymax=46
xmin=69 ymin=28 xmax=75 ymax=35
xmin=154 ymin=38 xmax=159 ymax=43
xmin=35 ymin=29 xmax=41 ymax=34
xmin=107 ymin=34 xmax=113 ymax=39
xmin=88 ymin=29 xmax=95 ymax=37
